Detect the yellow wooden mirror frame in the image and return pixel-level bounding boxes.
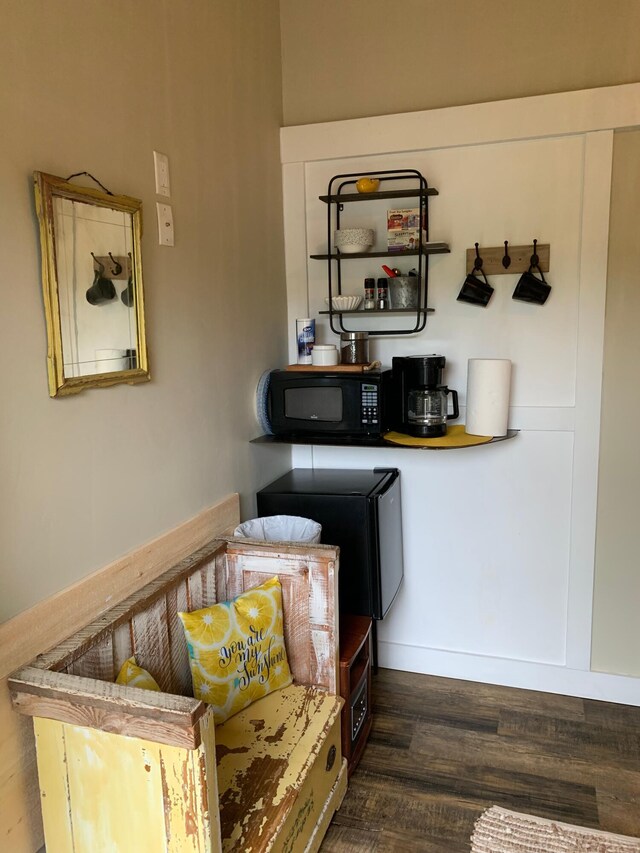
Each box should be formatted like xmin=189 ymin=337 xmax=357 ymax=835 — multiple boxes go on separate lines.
xmin=34 ymin=171 xmax=150 ymax=397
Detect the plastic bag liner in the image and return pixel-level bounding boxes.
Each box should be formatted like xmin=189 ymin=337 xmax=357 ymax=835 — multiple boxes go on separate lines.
xmin=233 ymin=515 xmax=321 ymax=544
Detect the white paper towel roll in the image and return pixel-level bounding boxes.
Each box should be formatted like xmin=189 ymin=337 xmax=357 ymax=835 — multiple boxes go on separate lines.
xmin=465 ymin=359 xmax=512 ymax=437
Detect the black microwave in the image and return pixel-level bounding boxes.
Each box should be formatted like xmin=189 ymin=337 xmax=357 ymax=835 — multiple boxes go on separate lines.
xmin=267 ymin=369 xmax=390 ymax=437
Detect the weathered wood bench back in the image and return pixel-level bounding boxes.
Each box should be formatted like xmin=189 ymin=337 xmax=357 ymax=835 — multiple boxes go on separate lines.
xmin=25 ymin=536 xmax=339 ymax=694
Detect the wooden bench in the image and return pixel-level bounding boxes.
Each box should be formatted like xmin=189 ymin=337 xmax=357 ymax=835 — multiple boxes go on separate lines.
xmin=9 ymin=537 xmax=347 ymax=852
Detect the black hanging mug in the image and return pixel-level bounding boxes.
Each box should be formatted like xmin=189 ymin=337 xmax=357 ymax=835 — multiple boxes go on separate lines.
xmin=513 ymin=241 xmax=551 ymax=305
xmin=121 ymin=277 xmax=135 ymax=307
xmin=512 ymin=269 xmax=551 ymax=305
xmin=457 ymin=243 xmax=494 ymax=307
xmin=86 ymin=271 xmax=116 ymax=305
xmin=457 ymin=272 xmax=494 ymax=307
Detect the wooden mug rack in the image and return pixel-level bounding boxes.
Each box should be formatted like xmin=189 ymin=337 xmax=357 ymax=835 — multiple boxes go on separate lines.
xmin=465 ymin=243 xmax=550 ymax=276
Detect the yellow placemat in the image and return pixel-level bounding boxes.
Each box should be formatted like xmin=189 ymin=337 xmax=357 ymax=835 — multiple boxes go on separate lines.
xmin=384 ymin=424 xmax=493 ymax=448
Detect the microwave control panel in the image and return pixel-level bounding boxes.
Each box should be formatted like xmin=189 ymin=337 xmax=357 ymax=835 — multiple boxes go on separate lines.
xmin=360 ymin=383 xmax=379 ymax=426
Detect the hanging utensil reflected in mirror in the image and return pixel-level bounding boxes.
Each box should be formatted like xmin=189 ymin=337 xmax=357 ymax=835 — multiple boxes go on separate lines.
xmin=34 ymin=171 xmax=149 ymax=396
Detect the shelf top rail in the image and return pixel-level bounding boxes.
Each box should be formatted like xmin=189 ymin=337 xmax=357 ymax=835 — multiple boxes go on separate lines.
xmin=319 ymin=187 xmax=439 ymax=204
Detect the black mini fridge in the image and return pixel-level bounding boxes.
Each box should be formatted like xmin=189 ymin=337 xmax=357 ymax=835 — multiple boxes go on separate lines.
xmin=256 ymin=468 xmax=403 ymax=622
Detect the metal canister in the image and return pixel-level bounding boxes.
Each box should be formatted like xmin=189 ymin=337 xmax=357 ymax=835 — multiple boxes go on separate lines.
xmin=340 ymin=331 xmax=369 ymax=364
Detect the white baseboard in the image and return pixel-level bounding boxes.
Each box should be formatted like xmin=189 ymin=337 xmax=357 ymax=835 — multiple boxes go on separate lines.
xmin=379 ymin=641 xmax=640 ymax=707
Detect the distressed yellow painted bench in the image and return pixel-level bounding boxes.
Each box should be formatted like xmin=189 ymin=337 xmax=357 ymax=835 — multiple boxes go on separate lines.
xmin=9 ymin=537 xmax=347 ymax=852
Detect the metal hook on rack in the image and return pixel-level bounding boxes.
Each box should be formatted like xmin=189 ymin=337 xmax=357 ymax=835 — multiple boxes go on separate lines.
xmin=108 ymin=252 xmax=123 ymax=276
xmin=530 ymin=238 xmax=540 ymax=271
xmin=502 ymin=240 xmax=511 ymax=269
xmin=473 ymin=243 xmax=483 ymax=271
xmin=91 ymin=252 xmax=105 ymax=275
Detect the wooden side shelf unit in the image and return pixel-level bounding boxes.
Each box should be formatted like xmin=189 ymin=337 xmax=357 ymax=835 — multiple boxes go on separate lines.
xmin=339 ymin=614 xmax=373 ymax=776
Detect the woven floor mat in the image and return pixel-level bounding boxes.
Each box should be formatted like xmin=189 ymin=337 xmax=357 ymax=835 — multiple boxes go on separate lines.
xmin=471 ymin=807 xmax=640 ymax=853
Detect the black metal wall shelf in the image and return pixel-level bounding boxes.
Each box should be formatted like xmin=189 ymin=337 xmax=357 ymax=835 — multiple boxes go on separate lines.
xmin=319 ymin=308 xmax=435 ymax=316
xmin=251 ymin=431 xmax=518 ymax=450
xmin=310 ymin=242 xmax=450 ymax=261
xmin=314 ymin=168 xmax=449 ymax=336
xmin=319 ymin=187 xmax=439 ymax=205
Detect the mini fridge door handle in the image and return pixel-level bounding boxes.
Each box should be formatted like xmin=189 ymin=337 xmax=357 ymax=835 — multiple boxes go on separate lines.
xmin=372 ymin=471 xmax=404 ymax=619
xmin=371 ymin=467 xmax=400 ymax=497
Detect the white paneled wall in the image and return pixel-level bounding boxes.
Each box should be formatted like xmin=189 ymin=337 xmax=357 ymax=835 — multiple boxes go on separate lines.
xmin=304 ymin=135 xmax=583 ymax=409
xmin=282 ymin=85 xmax=640 ymax=704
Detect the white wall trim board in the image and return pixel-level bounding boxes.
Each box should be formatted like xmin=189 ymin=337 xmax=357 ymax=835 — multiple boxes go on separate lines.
xmin=565 ymin=130 xmax=613 ymax=670
xmin=281 ymin=82 xmax=640 ymax=164
xmin=379 ymin=641 xmax=640 ymax=707
xmin=282 ymin=162 xmax=311 ymax=364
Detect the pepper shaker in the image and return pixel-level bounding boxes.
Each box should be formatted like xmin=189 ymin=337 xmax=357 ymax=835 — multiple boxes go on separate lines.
xmin=376 ymin=277 xmax=389 ymax=310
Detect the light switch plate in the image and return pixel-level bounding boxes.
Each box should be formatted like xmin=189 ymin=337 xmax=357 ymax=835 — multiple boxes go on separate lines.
xmin=153 ymin=150 xmax=170 ymax=197
xmin=156 ymin=202 xmax=174 ymax=246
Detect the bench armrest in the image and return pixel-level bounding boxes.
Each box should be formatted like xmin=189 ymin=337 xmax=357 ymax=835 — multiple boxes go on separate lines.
xmin=9 ymin=665 xmax=206 ymax=749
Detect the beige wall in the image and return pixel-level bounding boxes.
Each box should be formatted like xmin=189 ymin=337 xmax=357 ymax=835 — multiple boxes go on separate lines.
xmin=280 ymin=0 xmax=640 ymax=676
xmin=280 ymin=0 xmax=640 ymax=126
xmin=0 ymin=0 xmax=289 ymax=623
xmin=592 ymin=129 xmax=640 ymax=677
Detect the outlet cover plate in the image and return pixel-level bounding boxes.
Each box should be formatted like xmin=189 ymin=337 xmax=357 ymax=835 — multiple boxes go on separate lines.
xmin=156 ymin=202 xmax=174 ymax=246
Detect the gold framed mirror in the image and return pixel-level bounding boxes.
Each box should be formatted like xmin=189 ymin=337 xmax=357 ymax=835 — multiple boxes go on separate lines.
xmin=34 ymin=171 xmax=150 ymax=397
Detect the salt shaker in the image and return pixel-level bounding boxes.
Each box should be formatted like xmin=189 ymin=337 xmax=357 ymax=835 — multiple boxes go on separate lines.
xmin=364 ymin=277 xmax=376 ymax=311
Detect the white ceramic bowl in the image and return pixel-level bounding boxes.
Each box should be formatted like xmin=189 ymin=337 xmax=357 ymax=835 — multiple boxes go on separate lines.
xmin=324 ymin=295 xmax=363 ymax=311
xmin=312 ymin=345 xmax=339 ymax=366
xmin=334 ymin=228 xmax=374 ymax=254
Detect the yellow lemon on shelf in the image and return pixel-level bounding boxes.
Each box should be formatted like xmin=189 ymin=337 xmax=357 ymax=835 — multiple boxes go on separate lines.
xmin=356 ymin=177 xmax=380 ymax=193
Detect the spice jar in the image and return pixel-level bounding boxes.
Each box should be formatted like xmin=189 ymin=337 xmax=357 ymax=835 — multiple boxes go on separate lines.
xmin=340 ymin=331 xmax=369 ymax=364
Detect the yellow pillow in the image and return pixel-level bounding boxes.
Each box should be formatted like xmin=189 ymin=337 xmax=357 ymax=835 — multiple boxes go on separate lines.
xmin=179 ymin=576 xmax=292 ymax=723
xmin=115 ymin=656 xmax=161 ymax=691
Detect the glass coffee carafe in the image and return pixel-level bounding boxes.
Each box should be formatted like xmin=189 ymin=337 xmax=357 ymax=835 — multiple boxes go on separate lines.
xmin=407 ymin=385 xmax=459 ymax=437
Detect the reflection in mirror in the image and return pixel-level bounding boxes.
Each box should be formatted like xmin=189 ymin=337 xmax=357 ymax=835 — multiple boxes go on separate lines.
xmin=34 ymin=172 xmax=149 ymax=397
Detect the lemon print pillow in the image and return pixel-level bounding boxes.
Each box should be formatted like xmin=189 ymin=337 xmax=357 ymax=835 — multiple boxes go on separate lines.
xmin=115 ymin=656 xmax=161 ymax=691
xmin=179 ymin=576 xmax=292 ymax=723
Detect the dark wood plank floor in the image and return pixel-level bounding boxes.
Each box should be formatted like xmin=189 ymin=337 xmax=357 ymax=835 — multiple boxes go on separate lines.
xmin=320 ymin=668 xmax=640 ymax=852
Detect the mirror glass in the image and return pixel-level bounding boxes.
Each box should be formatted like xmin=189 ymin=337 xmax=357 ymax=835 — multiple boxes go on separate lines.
xmin=34 ymin=172 xmax=149 ymax=396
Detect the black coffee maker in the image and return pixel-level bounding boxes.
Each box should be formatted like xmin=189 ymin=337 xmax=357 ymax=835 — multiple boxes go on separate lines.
xmin=391 ymin=355 xmax=459 ymax=437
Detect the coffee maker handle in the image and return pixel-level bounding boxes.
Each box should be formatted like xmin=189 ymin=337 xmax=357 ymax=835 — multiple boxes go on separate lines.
xmin=447 ymin=389 xmax=459 ymax=421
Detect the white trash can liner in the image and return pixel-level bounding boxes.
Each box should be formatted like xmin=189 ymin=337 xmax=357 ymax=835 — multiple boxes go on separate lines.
xmin=233 ymin=515 xmax=321 ymax=544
